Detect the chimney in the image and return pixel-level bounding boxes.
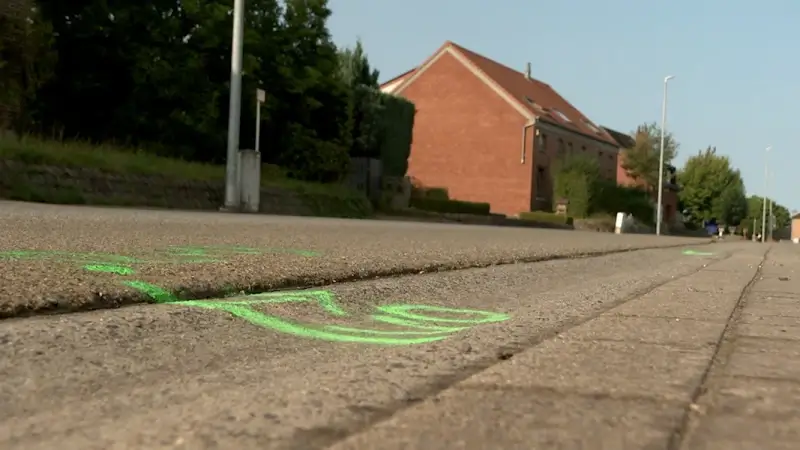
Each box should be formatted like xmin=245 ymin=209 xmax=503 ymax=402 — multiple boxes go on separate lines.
xmin=525 ymin=62 xmax=531 ymax=79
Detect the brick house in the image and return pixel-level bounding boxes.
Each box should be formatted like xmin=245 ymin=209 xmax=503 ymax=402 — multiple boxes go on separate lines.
xmin=380 ymin=41 xmax=620 ymax=216
xmin=791 ymin=213 xmax=800 ymax=243
xmin=602 ymin=126 xmax=680 ymax=224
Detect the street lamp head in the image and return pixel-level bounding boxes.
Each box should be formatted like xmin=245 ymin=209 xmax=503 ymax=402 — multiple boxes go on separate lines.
xmin=664 ymin=75 xmax=675 ymax=83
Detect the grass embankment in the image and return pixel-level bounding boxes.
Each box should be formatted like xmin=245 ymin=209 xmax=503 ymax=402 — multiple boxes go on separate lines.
xmin=0 ymin=134 xmax=372 ymax=217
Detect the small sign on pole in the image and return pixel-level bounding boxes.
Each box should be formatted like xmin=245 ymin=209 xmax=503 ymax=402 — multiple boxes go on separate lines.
xmin=255 ymin=89 xmax=266 ymax=153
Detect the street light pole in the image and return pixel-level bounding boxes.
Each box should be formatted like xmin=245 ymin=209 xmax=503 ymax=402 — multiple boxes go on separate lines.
xmin=656 ymin=75 xmax=674 ymax=236
xmin=223 ymin=0 xmax=246 ymax=210
xmin=761 ymin=146 xmax=771 ymax=243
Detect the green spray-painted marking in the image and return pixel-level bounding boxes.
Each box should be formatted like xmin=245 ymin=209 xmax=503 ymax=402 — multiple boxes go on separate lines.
xmin=682 ymin=249 xmax=714 ymax=256
xmin=84 ymin=264 xmax=135 ymax=275
xmin=0 ymin=250 xmax=139 ymax=264
xmin=376 ymin=304 xmax=510 ymax=324
xmin=372 ymin=314 xmax=469 ymax=332
xmin=123 ymin=281 xmax=509 ymax=345
xmin=0 ymin=245 xmax=321 ymax=274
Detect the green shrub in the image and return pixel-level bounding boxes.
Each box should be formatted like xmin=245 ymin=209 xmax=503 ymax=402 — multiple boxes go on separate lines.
xmin=377 ymin=94 xmax=416 ymax=177
xmin=410 ymin=197 xmax=491 ymax=215
xmin=552 ymin=155 xmax=600 ymax=218
xmin=550 ymin=154 xmax=654 ymax=224
xmin=518 ymin=211 xmax=574 ymax=226
xmin=593 ymin=180 xmax=654 ymax=225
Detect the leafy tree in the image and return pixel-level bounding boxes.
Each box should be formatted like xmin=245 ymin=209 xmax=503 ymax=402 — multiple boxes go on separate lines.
xmin=270 ymin=0 xmax=351 ymax=181
xmin=743 ymin=195 xmax=790 ymax=234
xmin=678 ymin=146 xmax=748 ymax=226
xmin=18 ymin=0 xmax=354 ymax=182
xmin=338 ymin=38 xmax=383 ymax=158
xmin=621 ymin=122 xmax=679 ymax=191
xmin=0 ymin=0 xmax=56 ymax=133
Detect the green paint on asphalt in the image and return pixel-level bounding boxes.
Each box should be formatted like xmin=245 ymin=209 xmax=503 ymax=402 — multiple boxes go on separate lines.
xmin=682 ymin=249 xmax=714 ymax=256
xmin=123 ymin=281 xmax=510 ymax=346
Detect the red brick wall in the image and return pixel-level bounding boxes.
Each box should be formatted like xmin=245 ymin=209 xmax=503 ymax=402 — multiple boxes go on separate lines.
xmin=399 ymin=52 xmax=532 ymax=215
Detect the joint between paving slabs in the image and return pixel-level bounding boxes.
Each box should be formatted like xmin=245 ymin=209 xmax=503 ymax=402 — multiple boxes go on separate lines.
xmin=667 ymin=246 xmax=770 ymax=450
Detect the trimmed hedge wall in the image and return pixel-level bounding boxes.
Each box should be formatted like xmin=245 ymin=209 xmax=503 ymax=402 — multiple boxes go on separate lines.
xmin=410 ymin=197 xmax=491 ymax=215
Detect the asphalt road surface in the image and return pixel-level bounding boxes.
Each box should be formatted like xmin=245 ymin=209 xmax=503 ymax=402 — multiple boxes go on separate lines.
xmin=0 ymin=201 xmax=705 ymax=317
xmin=2 ymin=201 xmax=796 ymax=449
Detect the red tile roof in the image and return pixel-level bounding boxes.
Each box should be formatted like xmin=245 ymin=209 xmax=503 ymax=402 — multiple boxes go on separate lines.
xmin=386 ymin=41 xmax=618 ymax=147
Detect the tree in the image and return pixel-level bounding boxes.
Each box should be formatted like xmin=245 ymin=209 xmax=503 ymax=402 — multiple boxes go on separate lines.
xmin=0 ymin=0 xmax=56 ymax=133
xmin=338 ymin=38 xmax=383 ymax=159
xmin=678 ymin=146 xmax=748 ymax=226
xmin=743 ymin=195 xmax=790 ymax=235
xmin=269 ymin=0 xmax=351 ymax=181
xmin=621 ymin=122 xmax=679 ymax=191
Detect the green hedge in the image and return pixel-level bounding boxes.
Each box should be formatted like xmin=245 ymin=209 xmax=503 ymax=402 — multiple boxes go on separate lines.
xmin=377 ymin=94 xmax=416 ymax=177
xmin=518 ymin=211 xmax=574 ymax=226
xmin=410 ymin=197 xmax=491 ymax=215
xmin=411 ymin=185 xmax=449 ymax=200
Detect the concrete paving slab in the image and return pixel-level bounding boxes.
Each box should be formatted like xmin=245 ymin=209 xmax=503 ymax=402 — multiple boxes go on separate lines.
xmin=461 ymin=339 xmax=713 ymax=402
xmin=328 ymin=387 xmax=683 ymax=450
xmin=565 ymin=315 xmax=725 ymax=348
xmin=725 ymin=337 xmax=800 ymax=380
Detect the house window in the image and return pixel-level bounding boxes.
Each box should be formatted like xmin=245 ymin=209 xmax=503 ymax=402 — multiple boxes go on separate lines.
xmin=539 ymin=134 xmax=547 ymax=153
xmin=599 ymin=150 xmax=604 ymax=158
xmin=558 ymin=139 xmax=565 ymax=155
xmin=567 ymin=142 xmax=573 ymax=154
xmin=582 ymin=146 xmax=586 ymax=152
xmin=536 ymin=166 xmax=547 ymax=199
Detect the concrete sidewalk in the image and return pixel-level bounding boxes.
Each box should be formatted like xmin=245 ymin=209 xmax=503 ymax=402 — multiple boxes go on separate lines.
xmin=681 ymin=244 xmax=800 ymax=450
xmin=328 ymin=245 xmax=785 ymax=449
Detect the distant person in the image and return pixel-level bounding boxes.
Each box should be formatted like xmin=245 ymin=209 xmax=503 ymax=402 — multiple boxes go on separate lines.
xmin=704 ymin=218 xmax=718 ymax=237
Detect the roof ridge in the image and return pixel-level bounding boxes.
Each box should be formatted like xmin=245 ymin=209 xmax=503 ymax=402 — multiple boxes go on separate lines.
xmin=447 ymin=41 xmax=551 ymax=88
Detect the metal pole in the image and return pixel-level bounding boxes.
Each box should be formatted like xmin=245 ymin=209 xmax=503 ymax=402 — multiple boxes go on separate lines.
xmin=255 ymin=96 xmax=261 ymax=154
xmin=223 ymin=0 xmax=246 ymax=209
xmin=656 ymin=75 xmax=673 ymax=236
xmin=760 ymin=146 xmax=770 ymax=242
xmin=768 ymin=192 xmax=773 ymax=241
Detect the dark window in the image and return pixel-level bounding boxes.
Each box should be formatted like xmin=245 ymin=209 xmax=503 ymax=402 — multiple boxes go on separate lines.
xmin=567 ymin=142 xmax=573 ymax=154
xmin=536 ymin=166 xmax=547 ymax=198
xmin=558 ymin=139 xmax=565 ymax=155
xmin=539 ymin=134 xmax=547 ymax=153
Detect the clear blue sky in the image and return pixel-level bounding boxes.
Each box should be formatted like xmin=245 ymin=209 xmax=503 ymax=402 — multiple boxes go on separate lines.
xmin=329 ymin=0 xmax=798 ymax=212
